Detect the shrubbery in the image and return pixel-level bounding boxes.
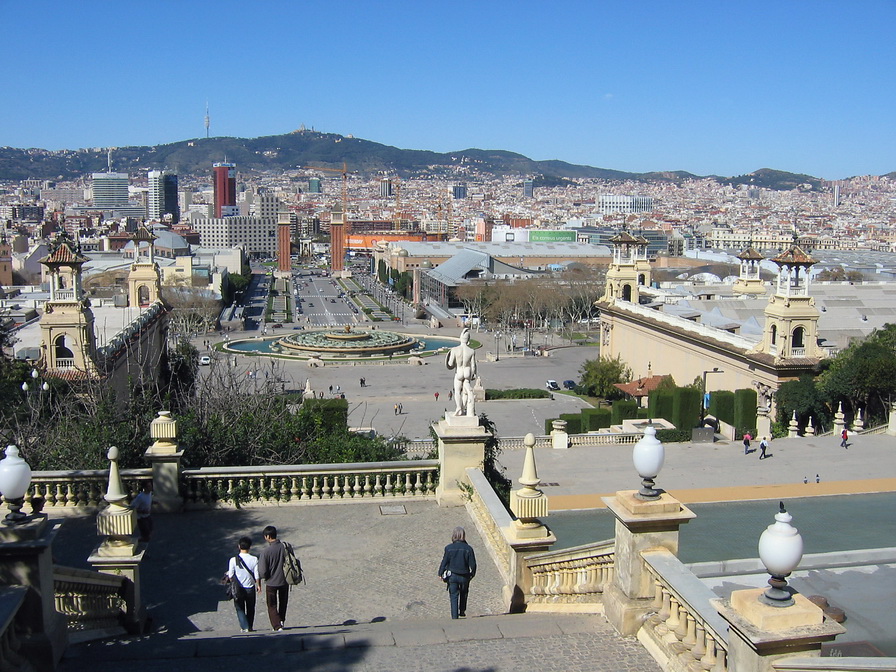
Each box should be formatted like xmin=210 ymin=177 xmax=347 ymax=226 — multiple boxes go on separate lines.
xmin=485 ymin=388 xmax=550 ymax=400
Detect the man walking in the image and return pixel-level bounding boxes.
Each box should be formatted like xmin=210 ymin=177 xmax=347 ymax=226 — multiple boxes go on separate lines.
xmin=742 ymin=432 xmax=752 ymax=455
xmin=258 ymin=525 xmax=288 ymax=631
xmin=438 ymin=526 xmax=476 ymax=619
xmin=840 ymin=428 xmax=849 ymax=448
xmin=758 ymin=437 xmax=769 ymax=460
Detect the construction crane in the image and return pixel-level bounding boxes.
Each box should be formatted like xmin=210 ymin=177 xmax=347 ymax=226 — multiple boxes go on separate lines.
xmin=393 ymin=175 xmax=402 ymax=231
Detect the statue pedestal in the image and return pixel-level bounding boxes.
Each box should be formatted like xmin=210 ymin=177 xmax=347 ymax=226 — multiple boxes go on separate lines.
xmin=602 ymin=491 xmax=695 ymax=635
xmin=144 ymin=449 xmax=184 ymax=513
xmin=434 ymin=414 xmax=488 ymax=507
xmin=88 ymin=546 xmax=147 ymax=634
xmin=715 ymin=589 xmax=845 ymax=672
xmin=0 ymin=517 xmax=68 ymax=672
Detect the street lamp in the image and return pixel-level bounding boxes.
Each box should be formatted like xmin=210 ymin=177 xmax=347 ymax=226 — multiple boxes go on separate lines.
xmin=0 ymin=445 xmax=33 ymax=525
xmin=758 ymin=501 xmax=803 ymax=607
xmin=700 ymin=368 xmax=724 ymax=425
xmin=632 ymin=423 xmax=664 ymax=500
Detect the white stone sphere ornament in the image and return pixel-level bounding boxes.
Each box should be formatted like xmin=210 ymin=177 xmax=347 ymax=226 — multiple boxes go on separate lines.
xmin=633 ymin=423 xmax=664 ymax=499
xmin=758 ymin=501 xmax=804 ymax=607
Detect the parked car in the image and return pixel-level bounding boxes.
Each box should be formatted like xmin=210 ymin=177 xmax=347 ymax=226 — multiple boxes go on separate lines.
xmin=199 ymin=356 xmax=212 ymax=366
xmin=546 ymin=380 xmax=560 ymax=391
xmin=563 ymin=380 xmax=577 ymax=390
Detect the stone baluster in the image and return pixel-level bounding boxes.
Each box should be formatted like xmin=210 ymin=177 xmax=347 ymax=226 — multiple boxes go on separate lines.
xmin=413 ymin=472 xmax=423 ymax=496
xmin=353 ymin=474 xmax=362 ymax=497
xmin=373 ymin=474 xmax=383 ymax=497
xmin=290 ymin=477 xmax=300 ymax=500
xmin=384 ymin=474 xmax=394 ymax=496
xmin=692 ymin=622 xmax=707 ymax=663
xmin=363 ymin=474 xmax=372 ymax=497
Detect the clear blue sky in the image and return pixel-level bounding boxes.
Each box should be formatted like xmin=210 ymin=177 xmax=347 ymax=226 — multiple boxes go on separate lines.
xmin=3 ymin=1 xmax=894 ymax=180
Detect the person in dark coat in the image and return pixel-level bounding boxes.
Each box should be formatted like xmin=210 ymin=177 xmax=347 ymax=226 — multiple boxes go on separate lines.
xmin=438 ymin=526 xmax=477 ymax=619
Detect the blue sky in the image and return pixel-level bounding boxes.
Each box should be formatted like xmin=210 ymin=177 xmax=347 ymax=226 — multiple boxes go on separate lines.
xmin=2 ymin=1 xmax=894 ymax=179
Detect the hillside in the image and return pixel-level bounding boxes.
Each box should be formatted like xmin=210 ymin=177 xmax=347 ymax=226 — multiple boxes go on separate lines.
xmin=0 ymin=130 xmax=830 ymax=190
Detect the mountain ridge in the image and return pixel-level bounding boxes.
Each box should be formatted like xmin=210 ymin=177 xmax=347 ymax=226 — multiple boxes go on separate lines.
xmin=0 ymin=130 xmax=851 ymax=191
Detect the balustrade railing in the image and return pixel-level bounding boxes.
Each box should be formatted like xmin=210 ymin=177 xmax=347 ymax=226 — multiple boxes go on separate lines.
xmin=53 ymin=565 xmax=129 ymax=637
xmin=525 ymin=540 xmax=615 ymax=604
xmin=181 ymin=460 xmax=439 ymax=507
xmin=774 ymin=658 xmax=896 ymax=671
xmin=402 ymin=430 xmax=641 ymax=457
xmin=53 ymin=357 xmax=76 ymax=368
xmin=464 ymin=467 xmax=514 ymax=583
xmin=28 ymin=469 xmax=150 ymax=509
xmin=0 ymin=586 xmax=28 ymax=672
xmin=641 ymin=549 xmax=729 ymax=672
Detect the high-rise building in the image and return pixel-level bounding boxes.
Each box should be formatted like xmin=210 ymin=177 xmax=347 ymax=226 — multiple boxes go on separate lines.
xmin=193 ymin=216 xmax=277 ymax=257
xmin=212 ymin=162 xmax=237 ymax=217
xmin=452 ymin=184 xmax=467 ymax=200
xmin=307 ymin=177 xmax=322 ymax=194
xmin=598 ymin=194 xmax=654 ymax=214
xmin=523 ymin=179 xmax=535 ymax=199
xmin=91 ymin=172 xmax=129 ymax=210
xmin=380 ymin=178 xmax=393 ymax=198
xmin=148 ymin=170 xmax=180 ymax=223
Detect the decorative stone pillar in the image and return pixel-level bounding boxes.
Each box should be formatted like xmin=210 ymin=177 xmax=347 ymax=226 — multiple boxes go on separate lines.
xmin=472 ymin=375 xmax=486 ymax=403
xmin=88 ymin=447 xmax=146 ymax=634
xmin=434 ymin=413 xmax=488 ymax=507
xmin=832 ymin=402 xmax=845 ymax=437
xmin=887 ymin=402 xmax=896 ymax=436
xmin=143 ymin=410 xmax=184 ymax=513
xmin=550 ymin=419 xmax=569 ymax=450
xmin=787 ymin=412 xmax=799 ymax=438
xmin=805 ymin=417 xmax=815 ymax=437
xmin=510 ymin=434 xmax=549 ymax=540
xmin=714 ymin=590 xmax=844 ymax=672
xmin=0 ymin=517 xmax=68 ymax=672
xmin=601 ymin=491 xmax=695 ymax=635
xmin=853 ymin=408 xmax=864 ymax=431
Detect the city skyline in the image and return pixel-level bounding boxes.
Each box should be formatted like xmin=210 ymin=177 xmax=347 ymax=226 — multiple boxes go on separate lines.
xmin=2 ymin=1 xmax=894 ymax=180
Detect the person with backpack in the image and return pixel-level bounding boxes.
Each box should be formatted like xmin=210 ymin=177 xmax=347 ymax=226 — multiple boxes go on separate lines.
xmin=742 ymin=432 xmax=752 ymax=455
xmin=258 ymin=526 xmax=289 ymax=631
xmin=840 ymin=428 xmax=849 ymax=448
xmin=437 ymin=526 xmax=477 ymax=619
xmin=226 ymin=536 xmax=260 ymax=632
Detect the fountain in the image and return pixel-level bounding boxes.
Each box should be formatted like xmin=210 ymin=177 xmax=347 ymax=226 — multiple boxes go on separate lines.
xmin=269 ymin=326 xmax=418 ymax=357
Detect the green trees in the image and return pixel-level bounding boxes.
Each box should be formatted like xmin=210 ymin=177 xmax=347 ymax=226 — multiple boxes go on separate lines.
xmin=775 ymin=324 xmax=896 ymax=430
xmin=578 ymin=355 xmax=632 ymax=399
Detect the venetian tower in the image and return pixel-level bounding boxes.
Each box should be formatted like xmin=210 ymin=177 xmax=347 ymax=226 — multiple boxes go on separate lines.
xmin=39 ymin=240 xmax=100 ymax=376
xmin=732 ymin=246 xmax=766 ymax=296
xmin=755 ymin=245 xmax=823 ymax=360
xmin=601 ymin=231 xmax=651 ymax=304
xmin=127 ymin=226 xmax=162 ymax=307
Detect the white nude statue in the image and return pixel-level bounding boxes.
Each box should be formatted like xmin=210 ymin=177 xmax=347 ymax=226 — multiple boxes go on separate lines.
xmin=446 ymin=327 xmax=477 ymax=417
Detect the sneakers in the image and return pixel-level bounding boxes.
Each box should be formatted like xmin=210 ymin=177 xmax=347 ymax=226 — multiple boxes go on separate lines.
xmin=274 ymin=627 xmax=284 ymax=632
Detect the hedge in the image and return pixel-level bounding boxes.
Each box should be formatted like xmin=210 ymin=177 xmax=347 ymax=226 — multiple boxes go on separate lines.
xmin=656 ymin=429 xmax=693 ymax=443
xmin=545 ymin=417 xmax=556 ymax=434
xmin=648 ymin=390 xmax=675 ymax=424
xmin=581 ymin=407 xmax=612 ymax=431
xmin=611 ymin=400 xmax=639 ymax=425
xmin=672 ymin=387 xmax=701 ymax=430
xmin=708 ymin=390 xmax=735 ymax=425
xmin=559 ymin=413 xmax=583 ymax=435
xmin=485 ymin=388 xmax=550 ymax=400
xmin=734 ymin=388 xmax=758 ymax=434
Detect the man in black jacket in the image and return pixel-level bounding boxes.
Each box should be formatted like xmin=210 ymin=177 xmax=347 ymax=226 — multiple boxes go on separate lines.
xmin=438 ymin=526 xmax=477 ymax=619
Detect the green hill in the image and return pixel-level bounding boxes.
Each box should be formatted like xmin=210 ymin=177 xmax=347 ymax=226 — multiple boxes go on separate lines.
xmin=0 ymin=130 xmax=842 ymax=191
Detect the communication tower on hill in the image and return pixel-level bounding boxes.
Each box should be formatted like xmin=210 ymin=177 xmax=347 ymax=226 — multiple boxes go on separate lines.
xmin=205 ymin=102 xmax=210 ymax=139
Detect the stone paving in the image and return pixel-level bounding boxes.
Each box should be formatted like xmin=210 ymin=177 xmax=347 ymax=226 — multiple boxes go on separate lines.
xmin=55 ymin=500 xmax=661 ymax=671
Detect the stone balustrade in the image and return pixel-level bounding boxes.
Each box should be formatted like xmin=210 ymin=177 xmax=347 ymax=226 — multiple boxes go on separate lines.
xmin=0 ymin=586 xmax=29 ymax=672
xmin=181 ymin=460 xmax=439 ymax=507
xmin=524 ymin=540 xmax=615 ymax=605
xmin=464 ymin=467 xmax=515 ymax=584
xmin=641 ymin=549 xmax=729 ymax=672
xmin=53 ymin=565 xmax=129 ymax=638
xmin=402 ymin=430 xmax=641 ymax=458
xmin=28 ymin=469 xmax=151 ymax=509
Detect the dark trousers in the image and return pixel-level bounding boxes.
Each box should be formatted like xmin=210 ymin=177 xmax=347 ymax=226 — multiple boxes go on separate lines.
xmin=265 ymin=584 xmax=289 ymax=630
xmin=234 ymin=586 xmax=256 ymax=630
xmin=137 ymin=517 xmax=153 ymax=542
xmin=447 ymin=575 xmax=470 ymax=619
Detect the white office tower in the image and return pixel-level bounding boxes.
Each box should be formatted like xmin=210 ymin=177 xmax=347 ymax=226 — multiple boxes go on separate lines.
xmin=251 ymin=193 xmax=281 ymax=219
xmin=91 ymin=172 xmax=129 ymax=209
xmin=598 ymin=194 xmax=654 ymax=214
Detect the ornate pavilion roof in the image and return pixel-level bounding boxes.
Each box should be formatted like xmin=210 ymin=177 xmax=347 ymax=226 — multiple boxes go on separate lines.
xmin=40 ymin=241 xmax=89 ymax=267
xmin=772 ymin=245 xmax=817 ymax=266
